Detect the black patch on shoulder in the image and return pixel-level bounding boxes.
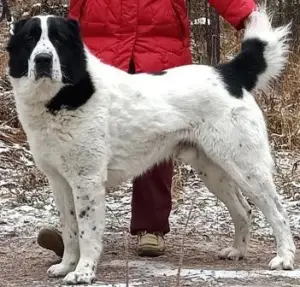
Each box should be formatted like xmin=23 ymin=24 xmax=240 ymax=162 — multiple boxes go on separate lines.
xmin=46 ymin=71 xmax=95 ymax=114
xmin=148 ymin=71 xmax=167 ymax=76
xmin=215 ymin=39 xmax=267 ymax=98
xmin=6 ymin=17 xmax=42 ymax=78
xmin=47 ymin=17 xmax=86 ymax=84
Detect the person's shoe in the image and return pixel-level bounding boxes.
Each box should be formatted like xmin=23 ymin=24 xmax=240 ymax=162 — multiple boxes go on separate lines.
xmin=37 ymin=226 xmax=64 ymax=257
xmin=137 ymin=231 xmax=165 ymax=257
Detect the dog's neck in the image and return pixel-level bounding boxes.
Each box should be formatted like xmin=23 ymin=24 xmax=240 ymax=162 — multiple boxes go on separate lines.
xmin=46 ymin=71 xmax=95 ymax=115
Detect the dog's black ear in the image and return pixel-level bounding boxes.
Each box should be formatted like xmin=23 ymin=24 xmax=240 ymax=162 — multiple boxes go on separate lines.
xmin=11 ymin=18 xmax=29 ymax=35
xmin=6 ymin=18 xmax=29 ymax=52
xmin=67 ymin=18 xmax=80 ymax=34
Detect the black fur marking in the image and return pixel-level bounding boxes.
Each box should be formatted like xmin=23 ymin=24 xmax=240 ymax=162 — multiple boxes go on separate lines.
xmin=70 ymin=210 xmax=74 ymax=216
xmin=47 ymin=17 xmax=86 ymax=84
xmin=7 ymin=18 xmax=42 ymax=78
xmin=46 ymin=71 xmax=95 ymax=114
xmin=92 ymin=226 xmax=96 ymax=231
xmin=215 ymin=39 xmax=267 ymax=98
xmin=148 ymin=70 xmax=167 ymax=76
xmin=79 ymin=210 xmax=86 ymax=218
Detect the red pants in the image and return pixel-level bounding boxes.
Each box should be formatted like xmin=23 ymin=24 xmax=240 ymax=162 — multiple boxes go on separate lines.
xmin=128 ymin=59 xmax=173 ymax=235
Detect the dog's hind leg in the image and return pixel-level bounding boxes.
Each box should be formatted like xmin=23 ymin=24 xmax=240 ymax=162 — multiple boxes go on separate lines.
xmin=198 ymin=128 xmax=296 ymax=269
xmin=232 ymin=167 xmax=295 ymax=270
xmin=37 ymin=164 xmax=80 ymax=278
xmin=190 ymin=155 xmax=252 ymax=260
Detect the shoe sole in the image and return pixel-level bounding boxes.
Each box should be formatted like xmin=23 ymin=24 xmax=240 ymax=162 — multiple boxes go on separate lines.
xmin=137 ymin=245 xmax=165 ymax=257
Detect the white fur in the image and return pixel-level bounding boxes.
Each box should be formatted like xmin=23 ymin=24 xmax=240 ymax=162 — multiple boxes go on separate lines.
xmin=9 ymin=8 xmax=295 ymax=285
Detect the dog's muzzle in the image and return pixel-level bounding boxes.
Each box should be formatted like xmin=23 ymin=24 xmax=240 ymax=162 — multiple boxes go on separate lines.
xmin=34 ymin=53 xmax=53 ymax=80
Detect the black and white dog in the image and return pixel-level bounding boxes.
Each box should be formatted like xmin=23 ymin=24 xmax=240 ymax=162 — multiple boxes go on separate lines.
xmin=6 ymin=7 xmax=295 ymax=285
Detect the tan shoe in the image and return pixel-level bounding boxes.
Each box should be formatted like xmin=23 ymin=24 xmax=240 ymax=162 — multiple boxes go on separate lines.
xmin=37 ymin=226 xmax=64 ymax=257
xmin=137 ymin=231 xmax=165 ymax=257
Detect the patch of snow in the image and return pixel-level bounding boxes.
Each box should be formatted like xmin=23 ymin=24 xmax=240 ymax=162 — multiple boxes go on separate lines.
xmin=103 ymin=259 xmax=300 ymax=280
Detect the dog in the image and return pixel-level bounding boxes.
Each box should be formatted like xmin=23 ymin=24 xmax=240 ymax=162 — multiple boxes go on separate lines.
xmin=7 ymin=6 xmax=295 ymax=285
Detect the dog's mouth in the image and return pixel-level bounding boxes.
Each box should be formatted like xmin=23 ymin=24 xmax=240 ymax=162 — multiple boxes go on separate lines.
xmin=35 ymin=69 xmax=53 ymax=80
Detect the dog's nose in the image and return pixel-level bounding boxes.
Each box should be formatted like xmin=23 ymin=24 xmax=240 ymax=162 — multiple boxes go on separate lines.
xmin=35 ymin=53 xmax=53 ymax=65
xmin=34 ymin=53 xmax=53 ymax=79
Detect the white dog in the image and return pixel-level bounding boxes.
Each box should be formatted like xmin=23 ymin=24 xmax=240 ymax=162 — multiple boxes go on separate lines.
xmin=7 ymin=6 xmax=295 ymax=285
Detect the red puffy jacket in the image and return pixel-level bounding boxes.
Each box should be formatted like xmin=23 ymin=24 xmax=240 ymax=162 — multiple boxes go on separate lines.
xmin=69 ymin=0 xmax=256 ymax=72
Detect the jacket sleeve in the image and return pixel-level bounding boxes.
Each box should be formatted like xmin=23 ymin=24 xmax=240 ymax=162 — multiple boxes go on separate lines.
xmin=208 ymin=0 xmax=256 ymax=30
xmin=68 ymin=0 xmax=86 ymax=20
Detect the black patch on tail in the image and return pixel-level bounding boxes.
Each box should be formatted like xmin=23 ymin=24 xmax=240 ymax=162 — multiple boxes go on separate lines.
xmin=46 ymin=72 xmax=95 ymax=115
xmin=215 ymin=39 xmax=267 ymax=98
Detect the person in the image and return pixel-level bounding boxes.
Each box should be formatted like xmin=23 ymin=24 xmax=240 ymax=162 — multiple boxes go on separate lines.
xmin=37 ymin=0 xmax=257 ymax=258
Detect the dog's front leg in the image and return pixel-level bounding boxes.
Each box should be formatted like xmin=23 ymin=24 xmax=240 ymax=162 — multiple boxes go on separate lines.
xmin=63 ymin=173 xmax=106 ymax=285
xmin=37 ymin=164 xmax=80 ymax=278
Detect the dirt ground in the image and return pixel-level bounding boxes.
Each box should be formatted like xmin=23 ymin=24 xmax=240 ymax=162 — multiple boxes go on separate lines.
xmin=1 ymin=233 xmax=300 ymax=287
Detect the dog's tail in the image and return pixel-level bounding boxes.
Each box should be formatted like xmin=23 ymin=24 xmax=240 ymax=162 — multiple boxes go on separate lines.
xmin=216 ymin=6 xmax=291 ymax=97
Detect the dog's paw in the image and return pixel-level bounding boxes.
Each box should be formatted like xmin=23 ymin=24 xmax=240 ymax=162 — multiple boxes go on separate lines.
xmin=269 ymin=255 xmax=294 ymax=270
xmin=63 ymin=270 xmax=96 ymax=285
xmin=47 ymin=262 xmax=76 ymax=278
xmin=218 ymin=247 xmax=245 ymax=261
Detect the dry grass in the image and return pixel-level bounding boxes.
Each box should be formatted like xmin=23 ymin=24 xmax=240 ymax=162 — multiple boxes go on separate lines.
xmin=263 ymin=52 xmax=300 ymax=150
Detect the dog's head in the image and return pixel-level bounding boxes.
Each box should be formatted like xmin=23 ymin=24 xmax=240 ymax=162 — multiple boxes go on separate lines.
xmin=7 ymin=15 xmax=86 ymax=86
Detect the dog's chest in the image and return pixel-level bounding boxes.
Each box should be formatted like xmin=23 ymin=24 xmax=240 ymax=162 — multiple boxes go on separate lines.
xmin=25 ymin=113 xmax=76 ymax=164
